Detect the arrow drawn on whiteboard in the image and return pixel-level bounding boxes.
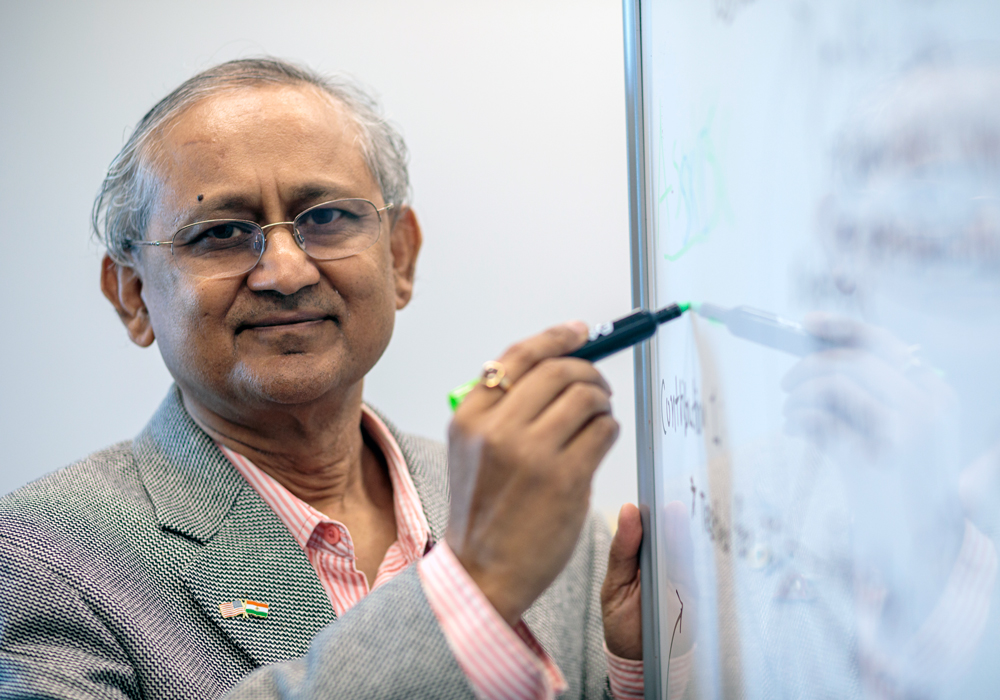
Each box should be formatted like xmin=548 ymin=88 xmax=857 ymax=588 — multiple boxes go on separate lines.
xmin=667 ymin=589 xmax=684 ymax=660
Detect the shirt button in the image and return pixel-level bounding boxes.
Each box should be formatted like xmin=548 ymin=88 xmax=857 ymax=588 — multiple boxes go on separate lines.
xmin=323 ymin=527 xmax=341 ymax=546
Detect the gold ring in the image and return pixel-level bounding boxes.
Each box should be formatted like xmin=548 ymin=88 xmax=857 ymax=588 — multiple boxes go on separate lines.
xmin=481 ymin=360 xmax=512 ymax=392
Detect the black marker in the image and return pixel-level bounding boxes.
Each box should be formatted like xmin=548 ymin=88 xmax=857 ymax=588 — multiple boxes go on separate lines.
xmin=695 ymin=303 xmax=836 ymax=356
xmin=448 ymin=303 xmax=690 ymax=410
xmin=567 ymin=303 xmax=689 ymax=362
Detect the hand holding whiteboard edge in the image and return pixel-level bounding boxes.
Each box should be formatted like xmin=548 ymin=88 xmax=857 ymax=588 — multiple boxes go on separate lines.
xmin=447 ymin=303 xmax=691 ymax=410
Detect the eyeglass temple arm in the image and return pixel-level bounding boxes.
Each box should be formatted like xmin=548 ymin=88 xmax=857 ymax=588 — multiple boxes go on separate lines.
xmin=125 ymin=239 xmax=170 ymax=247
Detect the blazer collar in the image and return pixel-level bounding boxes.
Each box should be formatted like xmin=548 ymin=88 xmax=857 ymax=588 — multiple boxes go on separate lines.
xmin=133 ymin=385 xmax=244 ymax=543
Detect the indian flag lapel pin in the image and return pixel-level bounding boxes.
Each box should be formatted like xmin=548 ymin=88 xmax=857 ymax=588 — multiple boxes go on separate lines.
xmin=243 ymin=600 xmax=270 ymax=619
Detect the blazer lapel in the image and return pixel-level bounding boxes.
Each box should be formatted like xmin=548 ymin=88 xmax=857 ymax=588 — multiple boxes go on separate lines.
xmin=180 ymin=487 xmax=336 ymax=666
xmin=135 ymin=386 xmax=335 ymax=667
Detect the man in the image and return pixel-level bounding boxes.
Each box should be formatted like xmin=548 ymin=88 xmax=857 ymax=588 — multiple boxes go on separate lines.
xmin=0 ymin=59 xmax=644 ymax=699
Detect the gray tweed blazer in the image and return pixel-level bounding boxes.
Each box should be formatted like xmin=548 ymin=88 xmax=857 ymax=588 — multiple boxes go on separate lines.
xmin=0 ymin=386 xmax=614 ymax=699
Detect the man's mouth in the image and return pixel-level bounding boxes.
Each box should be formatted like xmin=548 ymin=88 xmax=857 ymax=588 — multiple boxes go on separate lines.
xmin=236 ymin=312 xmax=336 ymax=334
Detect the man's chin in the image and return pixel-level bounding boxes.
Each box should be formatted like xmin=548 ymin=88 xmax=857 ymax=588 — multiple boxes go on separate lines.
xmin=229 ymin=355 xmax=356 ymax=406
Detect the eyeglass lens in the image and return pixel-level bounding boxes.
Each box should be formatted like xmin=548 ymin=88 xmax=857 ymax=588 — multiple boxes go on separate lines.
xmin=170 ymin=198 xmax=383 ymax=279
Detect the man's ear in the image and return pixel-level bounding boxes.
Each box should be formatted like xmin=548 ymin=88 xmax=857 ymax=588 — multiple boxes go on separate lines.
xmin=388 ymin=206 xmax=423 ymax=310
xmin=100 ymin=254 xmax=155 ymax=348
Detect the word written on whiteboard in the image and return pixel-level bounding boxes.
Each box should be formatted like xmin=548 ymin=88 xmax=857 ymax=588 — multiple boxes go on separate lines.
xmin=687 ymin=475 xmax=849 ymax=581
xmin=661 ymin=376 xmax=703 ymax=436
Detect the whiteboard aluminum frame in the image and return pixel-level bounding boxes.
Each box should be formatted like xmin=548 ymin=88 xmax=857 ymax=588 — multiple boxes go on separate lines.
xmin=622 ymin=1 xmax=663 ymax=697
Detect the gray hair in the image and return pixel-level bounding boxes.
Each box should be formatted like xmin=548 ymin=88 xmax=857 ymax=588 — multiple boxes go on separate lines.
xmin=92 ymin=57 xmax=410 ymax=264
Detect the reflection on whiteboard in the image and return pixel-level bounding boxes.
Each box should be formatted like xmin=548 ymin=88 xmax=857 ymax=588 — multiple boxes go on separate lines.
xmin=639 ymin=1 xmax=1000 ymax=698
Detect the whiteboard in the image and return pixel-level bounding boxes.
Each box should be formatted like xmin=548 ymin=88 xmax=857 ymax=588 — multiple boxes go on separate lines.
xmin=624 ymin=1 xmax=1000 ymax=698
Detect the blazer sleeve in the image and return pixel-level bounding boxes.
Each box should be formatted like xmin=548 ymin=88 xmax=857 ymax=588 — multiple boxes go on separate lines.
xmin=0 ymin=539 xmax=140 ymax=700
xmin=223 ymin=565 xmax=477 ymax=700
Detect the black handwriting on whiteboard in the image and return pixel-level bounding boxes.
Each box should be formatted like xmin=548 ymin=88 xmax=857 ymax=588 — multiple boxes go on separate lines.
xmin=661 ymin=376 xmax=703 ymax=436
xmin=667 ymin=589 xmax=684 ymax=661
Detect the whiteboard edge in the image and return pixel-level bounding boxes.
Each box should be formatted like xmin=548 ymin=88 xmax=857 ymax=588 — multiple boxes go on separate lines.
xmin=622 ymin=0 xmax=664 ymax=698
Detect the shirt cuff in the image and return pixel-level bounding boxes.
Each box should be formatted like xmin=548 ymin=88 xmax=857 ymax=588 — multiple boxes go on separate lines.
xmin=858 ymin=520 xmax=998 ymax=693
xmin=604 ymin=643 xmax=644 ymax=699
xmin=901 ymin=520 xmax=998 ymax=679
xmin=605 ymin=643 xmax=696 ymax=700
xmin=418 ymin=541 xmax=568 ymax=700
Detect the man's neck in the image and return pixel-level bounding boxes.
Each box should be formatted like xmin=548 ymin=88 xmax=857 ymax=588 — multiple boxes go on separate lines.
xmin=179 ymin=384 xmax=384 ymax=515
xmin=180 ymin=384 xmax=399 ymax=586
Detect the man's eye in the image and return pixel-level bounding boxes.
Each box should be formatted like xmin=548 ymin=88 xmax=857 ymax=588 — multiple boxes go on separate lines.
xmin=175 ymin=221 xmax=256 ymax=249
xmin=303 ymin=207 xmax=345 ymax=227
xmin=204 ymin=223 xmax=248 ymax=240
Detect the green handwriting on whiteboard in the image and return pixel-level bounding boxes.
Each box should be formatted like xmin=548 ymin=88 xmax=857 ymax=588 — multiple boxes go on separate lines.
xmin=657 ymin=105 xmax=732 ymax=261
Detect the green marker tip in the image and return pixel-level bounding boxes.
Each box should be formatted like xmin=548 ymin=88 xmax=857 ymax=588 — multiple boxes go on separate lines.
xmin=448 ymin=378 xmax=480 ymax=411
xmin=690 ymin=302 xmax=726 ymax=326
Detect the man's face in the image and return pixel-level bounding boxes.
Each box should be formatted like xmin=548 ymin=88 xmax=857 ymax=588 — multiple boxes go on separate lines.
xmin=120 ymin=85 xmax=416 ymax=418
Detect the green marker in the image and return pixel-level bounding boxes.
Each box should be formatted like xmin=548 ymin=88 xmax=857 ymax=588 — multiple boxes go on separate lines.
xmin=448 ymin=303 xmax=691 ymax=411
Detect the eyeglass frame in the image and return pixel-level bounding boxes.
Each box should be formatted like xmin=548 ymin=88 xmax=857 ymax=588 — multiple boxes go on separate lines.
xmin=124 ymin=197 xmax=395 ymax=279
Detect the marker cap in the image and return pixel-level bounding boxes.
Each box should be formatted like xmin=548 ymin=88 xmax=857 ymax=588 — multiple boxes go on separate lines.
xmin=448 ymin=378 xmax=480 ymax=411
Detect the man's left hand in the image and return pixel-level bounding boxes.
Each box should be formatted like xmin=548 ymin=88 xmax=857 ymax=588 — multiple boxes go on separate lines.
xmin=601 ymin=503 xmax=643 ymax=660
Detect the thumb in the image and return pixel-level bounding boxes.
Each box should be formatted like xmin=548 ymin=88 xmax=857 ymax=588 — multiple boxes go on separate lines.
xmin=606 ymin=503 xmax=642 ymax=589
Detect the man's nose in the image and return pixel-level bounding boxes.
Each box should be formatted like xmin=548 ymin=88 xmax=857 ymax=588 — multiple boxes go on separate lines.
xmin=246 ymin=226 xmax=321 ymax=295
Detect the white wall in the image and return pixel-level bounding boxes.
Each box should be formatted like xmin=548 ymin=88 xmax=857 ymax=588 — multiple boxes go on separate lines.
xmin=0 ymin=0 xmax=636 ymax=524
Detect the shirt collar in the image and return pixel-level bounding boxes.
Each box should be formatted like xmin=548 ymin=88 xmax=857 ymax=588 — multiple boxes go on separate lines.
xmin=218 ymin=405 xmax=432 ymax=561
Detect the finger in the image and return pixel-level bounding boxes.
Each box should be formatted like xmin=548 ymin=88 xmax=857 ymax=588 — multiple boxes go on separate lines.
xmin=601 ymin=504 xmax=644 ymax=660
xmin=784 ymin=374 xmax=890 ymax=441
xmin=529 ymin=380 xmax=613 ymax=448
xmin=781 ymin=349 xmax=923 ymax=410
xmin=560 ymin=412 xmax=620 ymax=477
xmin=801 ymin=312 xmax=868 ymax=345
xmin=495 ymin=357 xmax=612 ymax=427
xmin=780 ymin=348 xmax=876 ymax=391
xmin=605 ymin=504 xmax=643 ymax=590
xmin=459 ymin=321 xmax=589 ymax=413
xmin=802 ymin=312 xmax=917 ymax=367
xmin=784 ymin=406 xmax=872 ymax=458
xmin=783 ymin=385 xmax=894 ymax=462
xmin=494 ymin=322 xmax=590 ymax=382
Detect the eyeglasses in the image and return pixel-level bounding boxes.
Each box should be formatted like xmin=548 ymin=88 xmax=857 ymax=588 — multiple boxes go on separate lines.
xmin=125 ymin=198 xmax=393 ymax=279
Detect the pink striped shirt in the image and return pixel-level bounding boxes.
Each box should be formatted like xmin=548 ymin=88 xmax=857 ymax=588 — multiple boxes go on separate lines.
xmin=605 ymin=643 xmax=693 ymax=700
xmin=219 ymin=408 xmax=428 ymax=613
xmin=857 ymin=520 xmax=998 ymax=698
xmin=220 ymin=405 xmax=613 ymax=699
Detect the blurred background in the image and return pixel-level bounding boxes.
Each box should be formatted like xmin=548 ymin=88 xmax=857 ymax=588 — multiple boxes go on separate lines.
xmin=0 ymin=0 xmax=637 ymax=523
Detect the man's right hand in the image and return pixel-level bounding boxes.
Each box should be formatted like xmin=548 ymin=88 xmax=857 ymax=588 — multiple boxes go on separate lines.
xmin=445 ymin=322 xmax=620 ymax=626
